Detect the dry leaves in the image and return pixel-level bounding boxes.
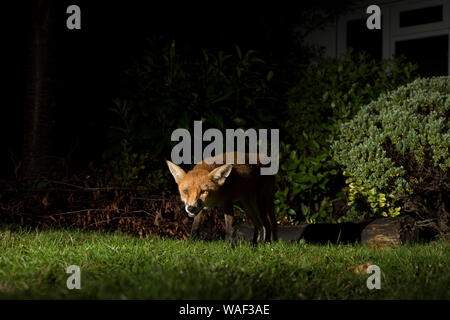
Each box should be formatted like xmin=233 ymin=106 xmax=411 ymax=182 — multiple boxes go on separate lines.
xmin=0 ymin=178 xmax=226 ymax=240
xmin=347 ymin=263 xmax=372 ymax=275
xmin=371 ymin=242 xmax=390 ymax=249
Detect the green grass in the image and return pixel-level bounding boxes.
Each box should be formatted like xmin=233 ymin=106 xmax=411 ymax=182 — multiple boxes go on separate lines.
xmin=0 ymin=225 xmax=448 ymax=299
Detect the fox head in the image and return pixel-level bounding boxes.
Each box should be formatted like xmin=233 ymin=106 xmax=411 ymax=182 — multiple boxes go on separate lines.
xmin=166 ymin=161 xmax=232 ymax=217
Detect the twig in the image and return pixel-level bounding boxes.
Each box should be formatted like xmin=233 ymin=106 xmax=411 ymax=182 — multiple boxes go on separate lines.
xmin=50 ymin=209 xmax=155 ymax=216
xmin=77 ymin=216 xmax=147 ymax=228
xmin=45 ymin=180 xmax=136 ymax=191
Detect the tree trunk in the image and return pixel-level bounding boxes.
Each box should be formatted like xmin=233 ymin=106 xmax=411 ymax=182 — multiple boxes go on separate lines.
xmin=21 ymin=0 xmax=57 ymax=179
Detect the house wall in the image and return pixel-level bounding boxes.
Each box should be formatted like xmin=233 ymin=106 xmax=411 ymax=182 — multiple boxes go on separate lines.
xmin=304 ymin=0 xmax=450 ymax=75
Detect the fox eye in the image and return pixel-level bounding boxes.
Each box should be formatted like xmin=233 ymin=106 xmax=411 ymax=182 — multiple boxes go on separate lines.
xmin=183 ymin=190 xmax=188 ymax=195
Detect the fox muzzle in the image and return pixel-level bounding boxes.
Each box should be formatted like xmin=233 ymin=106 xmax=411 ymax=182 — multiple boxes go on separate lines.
xmin=185 ymin=204 xmax=202 ymax=217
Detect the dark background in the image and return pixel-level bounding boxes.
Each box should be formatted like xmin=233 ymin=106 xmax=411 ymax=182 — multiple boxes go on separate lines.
xmin=1 ymin=0 xmax=447 ymax=237
xmin=3 ymin=0 xmax=346 ymax=179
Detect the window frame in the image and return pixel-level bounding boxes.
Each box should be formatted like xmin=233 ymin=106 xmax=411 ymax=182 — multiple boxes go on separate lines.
xmin=390 ymin=0 xmax=450 ymax=75
xmin=390 ymin=0 xmax=449 ymax=37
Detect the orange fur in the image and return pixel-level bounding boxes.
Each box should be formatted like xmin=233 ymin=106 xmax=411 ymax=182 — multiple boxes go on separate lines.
xmin=167 ymin=152 xmax=277 ymax=244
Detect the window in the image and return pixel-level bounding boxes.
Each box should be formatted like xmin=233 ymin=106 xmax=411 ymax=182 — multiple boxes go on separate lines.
xmin=346 ymin=18 xmax=382 ymax=60
xmin=395 ymin=35 xmax=449 ymax=77
xmin=399 ymin=5 xmax=443 ymax=28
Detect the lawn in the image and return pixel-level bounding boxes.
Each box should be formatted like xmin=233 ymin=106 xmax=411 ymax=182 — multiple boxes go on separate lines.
xmin=0 ymin=225 xmax=448 ymax=299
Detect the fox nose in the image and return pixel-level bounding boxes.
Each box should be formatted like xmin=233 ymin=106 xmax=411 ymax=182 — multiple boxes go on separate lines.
xmin=187 ymin=205 xmax=197 ymax=213
xmin=186 ymin=205 xmax=199 ymax=217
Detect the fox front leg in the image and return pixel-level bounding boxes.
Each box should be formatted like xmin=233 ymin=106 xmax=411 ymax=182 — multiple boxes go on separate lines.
xmin=223 ymin=202 xmax=236 ymax=245
xmin=224 ymin=213 xmax=236 ymax=246
xmin=190 ymin=210 xmax=205 ymax=239
xmin=252 ymin=225 xmax=267 ymax=246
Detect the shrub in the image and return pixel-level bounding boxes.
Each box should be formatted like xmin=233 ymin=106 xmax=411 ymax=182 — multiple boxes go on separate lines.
xmin=96 ymin=140 xmax=171 ymax=193
xmin=276 ymin=51 xmax=417 ymax=223
xmin=333 ymin=77 xmax=450 ymax=234
xmin=104 ymin=39 xmax=281 ymax=162
xmin=99 ymin=39 xmax=283 ymax=195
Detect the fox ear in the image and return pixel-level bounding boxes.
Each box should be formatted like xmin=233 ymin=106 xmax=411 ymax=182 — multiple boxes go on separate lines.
xmin=166 ymin=160 xmax=186 ymax=184
xmin=208 ymin=164 xmax=232 ymax=186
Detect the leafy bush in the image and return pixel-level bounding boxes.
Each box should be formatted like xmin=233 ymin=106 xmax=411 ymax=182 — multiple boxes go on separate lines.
xmin=333 ymin=77 xmax=449 ymax=233
xmin=99 ymin=39 xmax=284 ymax=195
xmin=105 ymin=39 xmax=280 ymax=162
xmin=100 ymin=140 xmax=171 ymax=193
xmin=275 ymin=143 xmax=338 ymax=224
xmin=276 ymin=51 xmax=418 ymax=223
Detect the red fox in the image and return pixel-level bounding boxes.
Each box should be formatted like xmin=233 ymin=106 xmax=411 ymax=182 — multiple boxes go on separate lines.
xmin=166 ymin=152 xmax=277 ymax=245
